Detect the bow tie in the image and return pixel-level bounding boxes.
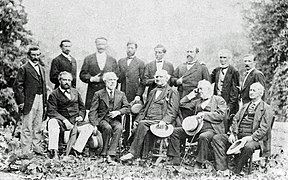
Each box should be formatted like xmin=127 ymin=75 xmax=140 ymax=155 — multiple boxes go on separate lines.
xmin=187 ymin=62 xmax=194 ymax=65
xmin=156 ymin=85 xmax=165 ymax=90
xmin=128 ymin=56 xmax=134 ymax=59
xmin=64 ymin=89 xmax=70 ymax=94
xmin=221 ymin=66 xmax=228 ymax=70
xmin=156 ymin=60 xmax=163 ymax=63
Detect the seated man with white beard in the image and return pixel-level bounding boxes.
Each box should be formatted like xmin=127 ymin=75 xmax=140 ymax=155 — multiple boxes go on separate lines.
xmin=47 ymin=71 xmax=96 ymax=159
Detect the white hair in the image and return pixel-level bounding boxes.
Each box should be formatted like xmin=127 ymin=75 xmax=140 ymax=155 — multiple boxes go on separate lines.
xmin=102 ymin=72 xmax=118 ymax=82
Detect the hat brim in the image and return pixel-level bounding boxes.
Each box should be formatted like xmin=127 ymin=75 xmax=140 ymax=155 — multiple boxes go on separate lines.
xmin=150 ymin=124 xmax=174 ymax=138
xmin=227 ymin=139 xmax=246 ymax=155
xmin=185 ymin=119 xmax=203 ymax=136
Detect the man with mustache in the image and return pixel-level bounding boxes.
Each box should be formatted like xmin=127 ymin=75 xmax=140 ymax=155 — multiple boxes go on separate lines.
xmin=240 ymin=54 xmax=266 ymax=105
xmin=120 ymin=70 xmax=179 ymax=161
xmin=47 ymin=71 xmax=96 ymax=159
xmin=80 ymin=37 xmax=119 ymax=110
xmin=118 ymin=41 xmax=145 ymax=146
xmin=50 ymin=40 xmax=77 ymax=89
xmin=171 ymin=46 xmax=210 ymax=99
xmin=14 ymin=46 xmax=47 ymax=155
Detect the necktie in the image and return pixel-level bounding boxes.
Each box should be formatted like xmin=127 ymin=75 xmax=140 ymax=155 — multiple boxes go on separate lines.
xmin=64 ymin=90 xmax=71 ymax=99
xmin=109 ymin=90 xmax=113 ymax=98
xmin=221 ymin=66 xmax=228 ymax=75
xmin=248 ymin=103 xmax=256 ymax=113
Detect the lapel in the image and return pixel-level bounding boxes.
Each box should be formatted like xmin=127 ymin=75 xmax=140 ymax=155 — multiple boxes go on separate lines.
xmin=215 ymin=67 xmax=221 ymax=85
xmin=238 ymin=103 xmax=250 ymax=125
xmin=57 ymin=88 xmax=70 ymax=102
xmin=222 ymin=66 xmax=232 ymax=87
xmin=127 ymin=57 xmax=139 ymax=72
xmin=113 ymin=90 xmax=122 ymax=108
xmin=154 ymin=85 xmax=169 ymax=102
xmin=26 ymin=62 xmax=40 ymax=81
xmin=162 ymin=61 xmax=170 ymax=71
xmin=243 ymin=69 xmax=255 ymax=90
xmin=92 ymin=53 xmax=101 ymax=72
xmin=70 ymin=89 xmax=77 ymax=102
xmin=103 ymin=55 xmax=111 ymax=72
xmin=208 ymin=96 xmax=216 ymax=111
xmin=182 ymin=62 xmax=200 ymax=78
xmin=101 ymin=89 xmax=110 ymax=107
xmin=253 ymin=100 xmax=265 ymax=129
xmin=151 ymin=61 xmax=157 ymax=74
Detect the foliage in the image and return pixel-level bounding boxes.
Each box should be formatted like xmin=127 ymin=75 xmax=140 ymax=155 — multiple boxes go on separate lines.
xmin=243 ymin=0 xmax=288 ymax=121
xmin=0 ymin=0 xmax=33 ymax=126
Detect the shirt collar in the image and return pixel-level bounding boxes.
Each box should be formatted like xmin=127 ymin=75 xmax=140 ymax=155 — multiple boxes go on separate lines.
xmin=128 ymin=56 xmax=135 ymax=59
xmin=246 ymin=67 xmax=255 ymax=75
xmin=61 ymin=52 xmax=71 ymax=59
xmin=220 ymin=64 xmax=229 ymax=69
xmin=96 ymin=51 xmax=107 ymax=56
xmin=251 ymin=98 xmax=261 ymax=107
xmin=29 ymin=60 xmax=39 ymax=67
xmin=106 ymin=88 xmax=114 ymax=94
xmin=59 ymin=86 xmax=70 ymax=93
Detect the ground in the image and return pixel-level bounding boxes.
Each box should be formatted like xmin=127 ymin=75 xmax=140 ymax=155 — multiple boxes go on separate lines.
xmin=0 ymin=122 xmax=288 ymax=180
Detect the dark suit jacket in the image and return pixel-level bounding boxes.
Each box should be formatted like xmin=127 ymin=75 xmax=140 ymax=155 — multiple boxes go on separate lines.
xmin=211 ymin=65 xmax=240 ymax=114
xmin=241 ymin=68 xmax=266 ymax=104
xmin=47 ymin=88 xmax=87 ymax=127
xmin=88 ymin=89 xmax=130 ymax=126
xmin=231 ymin=100 xmax=273 ymax=157
xmin=13 ymin=62 xmax=47 ymax=115
xmin=180 ymin=95 xmax=227 ymax=134
xmin=142 ymin=60 xmax=174 ymax=95
xmin=171 ymin=62 xmax=210 ymax=98
xmin=79 ymin=53 xmax=119 ymax=109
xmin=50 ymin=54 xmax=77 ymax=88
xmin=135 ymin=85 xmax=179 ymax=125
xmin=118 ymin=57 xmax=145 ymax=102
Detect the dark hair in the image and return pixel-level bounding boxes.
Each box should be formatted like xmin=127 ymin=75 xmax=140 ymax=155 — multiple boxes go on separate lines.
xmin=60 ymin=39 xmax=71 ymax=47
xmin=154 ymin=44 xmax=166 ymax=53
xmin=95 ymin=37 xmax=108 ymax=42
xmin=127 ymin=41 xmax=138 ymax=49
xmin=28 ymin=46 xmax=40 ymax=56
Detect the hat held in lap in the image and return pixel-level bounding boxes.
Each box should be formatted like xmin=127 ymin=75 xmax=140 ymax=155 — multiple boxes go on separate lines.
xmin=182 ymin=115 xmax=203 ymax=136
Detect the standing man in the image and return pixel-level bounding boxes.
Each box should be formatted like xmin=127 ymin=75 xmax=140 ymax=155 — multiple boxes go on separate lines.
xmin=171 ymin=47 xmax=210 ymax=98
xmin=212 ymin=83 xmax=273 ymax=174
xmin=13 ymin=46 xmax=47 ymax=155
xmin=80 ymin=37 xmax=119 ymax=110
xmin=118 ymin=41 xmax=145 ymax=146
xmin=166 ymin=80 xmax=227 ymax=167
xmin=47 ymin=71 xmax=96 ymax=159
xmin=211 ymin=49 xmax=240 ymax=130
xmin=120 ymin=70 xmax=179 ymax=161
xmin=50 ymin=40 xmax=77 ymax=89
xmin=89 ymin=72 xmax=130 ymax=164
xmin=240 ymin=54 xmax=265 ymax=105
xmin=142 ymin=44 xmax=174 ymax=95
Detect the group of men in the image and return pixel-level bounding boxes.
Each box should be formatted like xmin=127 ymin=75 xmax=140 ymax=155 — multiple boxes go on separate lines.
xmin=13 ymin=37 xmax=273 ymax=175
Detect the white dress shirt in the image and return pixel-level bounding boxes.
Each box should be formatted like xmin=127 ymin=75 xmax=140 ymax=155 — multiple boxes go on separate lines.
xmin=156 ymin=59 xmax=164 ymax=71
xmin=29 ymin=60 xmax=40 ymax=75
xmin=242 ymin=67 xmax=255 ymax=88
xmin=61 ymin=52 xmax=72 ymax=61
xmin=59 ymin=87 xmax=71 ymax=100
xmin=96 ymin=52 xmax=107 ymax=70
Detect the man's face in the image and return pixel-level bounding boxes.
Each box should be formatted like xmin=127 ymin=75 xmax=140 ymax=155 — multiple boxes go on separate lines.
xmin=249 ymin=86 xmax=262 ymax=100
xmin=60 ymin=74 xmax=72 ymax=90
xmin=61 ymin=41 xmax=72 ymax=55
xmin=105 ymin=76 xmax=118 ymax=90
xmin=29 ymin=50 xmax=41 ymax=63
xmin=155 ymin=48 xmax=165 ymax=60
xmin=198 ymin=84 xmax=211 ymax=99
xmin=96 ymin=39 xmax=107 ymax=53
xmin=186 ymin=49 xmax=197 ymax=62
xmin=218 ymin=52 xmax=229 ymax=65
xmin=127 ymin=44 xmax=136 ymax=57
xmin=154 ymin=72 xmax=168 ymax=86
xmin=243 ymin=56 xmax=256 ymax=71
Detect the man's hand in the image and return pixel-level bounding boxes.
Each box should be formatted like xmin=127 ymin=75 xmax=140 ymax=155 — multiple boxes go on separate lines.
xmin=133 ymin=96 xmax=141 ymax=102
xmin=92 ymin=126 xmax=98 ymax=135
xmin=158 ymin=121 xmax=166 ymax=128
xmin=18 ymin=103 xmax=24 ymax=111
xmin=133 ymin=121 xmax=139 ymax=129
xmin=196 ymin=112 xmax=205 ymax=120
xmin=75 ymin=116 xmax=83 ymax=122
xmin=186 ymin=89 xmax=197 ymax=100
xmin=176 ymin=77 xmax=183 ymax=85
xmin=228 ymin=133 xmax=236 ymax=144
xmin=241 ymin=136 xmax=253 ymax=143
xmin=90 ymin=73 xmax=101 ymax=82
xmin=108 ymin=111 xmax=121 ymax=119
xmin=63 ymin=119 xmax=73 ymax=130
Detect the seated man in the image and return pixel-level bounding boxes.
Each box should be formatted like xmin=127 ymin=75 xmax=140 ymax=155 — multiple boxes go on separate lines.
xmin=47 ymin=71 xmax=96 ymax=159
xmin=211 ymin=82 xmax=273 ymax=174
xmin=167 ymin=80 xmax=227 ymax=167
xmin=120 ymin=69 xmax=179 ymax=161
xmin=88 ymin=72 xmax=130 ymax=164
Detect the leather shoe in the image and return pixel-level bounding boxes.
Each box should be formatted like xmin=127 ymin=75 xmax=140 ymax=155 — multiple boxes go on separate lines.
xmin=52 ymin=150 xmax=59 ymax=160
xmin=107 ymin=155 xmax=117 ymax=165
xmin=120 ymin=153 xmax=134 ymax=161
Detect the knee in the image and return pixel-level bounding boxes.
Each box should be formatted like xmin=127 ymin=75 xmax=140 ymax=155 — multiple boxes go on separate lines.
xmin=242 ymin=143 xmax=255 ymax=154
xmin=115 ymin=124 xmax=123 ymax=133
xmin=198 ymin=133 xmax=208 ymax=141
xmin=103 ymin=124 xmax=112 ymax=133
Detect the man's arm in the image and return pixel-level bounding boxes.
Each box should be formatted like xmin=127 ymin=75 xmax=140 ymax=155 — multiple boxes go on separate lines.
xmin=49 ymin=58 xmax=60 ymax=85
xmin=252 ymin=105 xmax=273 ymax=141
xmin=202 ymin=97 xmax=227 ymax=124
xmin=79 ymin=57 xmax=92 ymax=84
xmin=118 ymin=92 xmax=130 ymax=115
xmin=47 ymin=93 xmax=68 ymax=122
xmin=170 ymin=66 xmax=180 ymax=86
xmin=136 ymin=60 xmax=146 ymax=97
xmin=78 ymin=92 xmax=86 ymax=119
xmin=202 ymin=65 xmax=211 ymax=82
xmin=228 ymin=70 xmax=240 ymax=110
xmin=143 ymin=64 xmax=155 ymax=85
xmin=13 ymin=67 xmax=25 ymax=105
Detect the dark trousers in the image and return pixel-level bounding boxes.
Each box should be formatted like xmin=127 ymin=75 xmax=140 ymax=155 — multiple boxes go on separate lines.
xmin=167 ymin=127 xmax=215 ymax=163
xmin=211 ymin=134 xmax=260 ymax=173
xmin=129 ymin=120 xmax=159 ymax=157
xmin=99 ymin=120 xmax=123 ymax=156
